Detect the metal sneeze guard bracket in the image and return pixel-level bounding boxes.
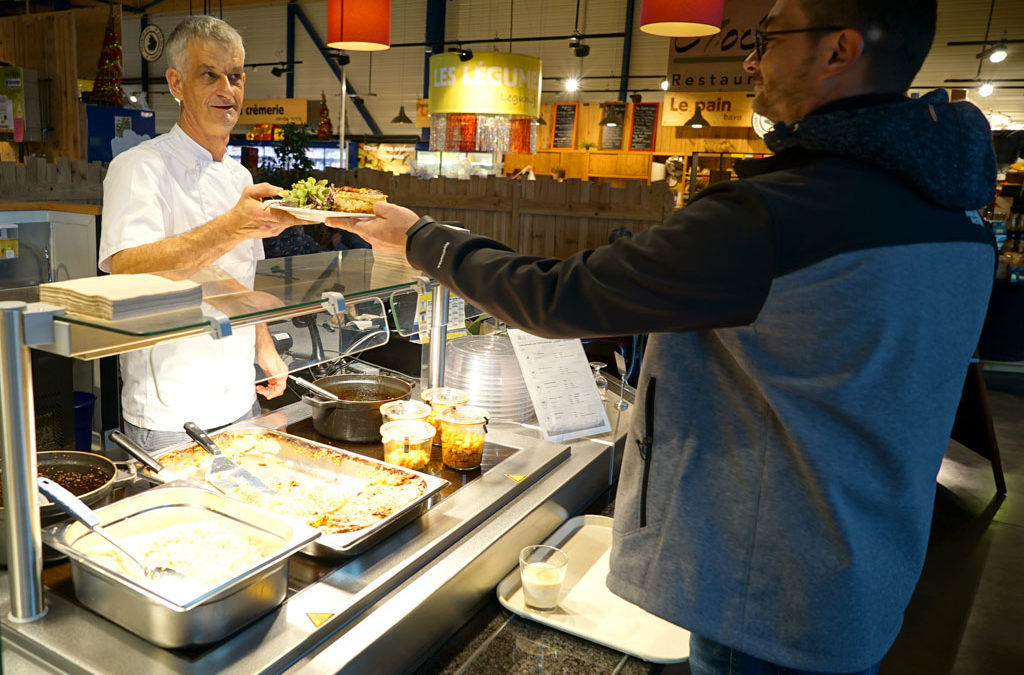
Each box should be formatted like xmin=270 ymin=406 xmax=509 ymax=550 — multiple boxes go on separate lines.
xmin=320 ymin=291 xmax=346 ymax=316
xmin=20 ymin=303 xmax=64 ymax=346
xmin=200 ymin=302 xmax=233 ymax=340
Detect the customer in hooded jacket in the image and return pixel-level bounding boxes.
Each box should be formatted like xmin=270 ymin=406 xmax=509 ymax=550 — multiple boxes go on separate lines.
xmin=99 ymin=16 xmax=301 ymax=453
xmin=326 ymin=1 xmax=996 ymax=672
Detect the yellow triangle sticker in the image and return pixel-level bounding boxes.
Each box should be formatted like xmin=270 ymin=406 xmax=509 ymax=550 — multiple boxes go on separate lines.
xmin=506 ymin=474 xmax=527 ymax=483
xmin=307 ymin=612 xmax=334 ymax=628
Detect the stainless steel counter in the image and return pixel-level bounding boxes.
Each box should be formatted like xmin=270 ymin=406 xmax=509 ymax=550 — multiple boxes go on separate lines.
xmin=1 ymin=398 xmax=631 ymax=674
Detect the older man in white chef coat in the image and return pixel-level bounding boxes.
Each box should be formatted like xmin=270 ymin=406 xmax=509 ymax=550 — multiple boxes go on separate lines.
xmin=99 ymin=15 xmax=302 ymax=452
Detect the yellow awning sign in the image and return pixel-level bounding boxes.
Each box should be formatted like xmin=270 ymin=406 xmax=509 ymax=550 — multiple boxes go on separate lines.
xmin=238 ymin=98 xmax=308 ymax=125
xmin=429 ymin=52 xmax=542 ymax=117
xmin=307 ymin=612 xmax=334 ymax=628
xmin=506 ymin=474 xmax=527 ymax=483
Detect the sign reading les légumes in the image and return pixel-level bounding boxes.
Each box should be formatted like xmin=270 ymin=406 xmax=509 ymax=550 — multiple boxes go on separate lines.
xmin=429 ymin=52 xmax=542 ymax=118
xmin=666 ymin=0 xmax=772 ymax=92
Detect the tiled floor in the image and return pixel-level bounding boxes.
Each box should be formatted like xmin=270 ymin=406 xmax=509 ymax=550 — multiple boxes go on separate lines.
xmin=880 ymin=369 xmax=1024 ymax=675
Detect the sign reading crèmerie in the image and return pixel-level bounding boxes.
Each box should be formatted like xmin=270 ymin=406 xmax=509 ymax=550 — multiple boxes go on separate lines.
xmin=429 ymin=52 xmax=542 ymax=117
xmin=237 ymin=99 xmax=307 ymax=125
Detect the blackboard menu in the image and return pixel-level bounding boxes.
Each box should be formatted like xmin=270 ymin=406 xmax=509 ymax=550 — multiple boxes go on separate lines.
xmin=600 ymin=123 xmax=623 ymax=150
xmin=552 ymin=103 xmax=577 ymax=149
xmin=629 ymin=103 xmax=659 ymax=151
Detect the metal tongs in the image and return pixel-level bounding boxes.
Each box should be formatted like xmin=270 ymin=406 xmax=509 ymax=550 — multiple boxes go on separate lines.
xmin=183 ymin=422 xmax=278 ymax=497
xmin=110 ymin=430 xmax=190 ymax=484
xmin=288 ymin=374 xmax=342 ymax=402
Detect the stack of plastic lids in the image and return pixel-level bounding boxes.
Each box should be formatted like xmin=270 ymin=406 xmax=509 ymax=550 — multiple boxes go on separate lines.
xmin=444 ymin=335 xmax=535 ymax=422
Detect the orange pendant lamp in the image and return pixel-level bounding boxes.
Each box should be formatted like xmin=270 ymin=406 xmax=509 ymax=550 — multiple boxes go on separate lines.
xmin=640 ymin=0 xmax=724 ymax=38
xmin=327 ymin=0 xmax=391 ymax=51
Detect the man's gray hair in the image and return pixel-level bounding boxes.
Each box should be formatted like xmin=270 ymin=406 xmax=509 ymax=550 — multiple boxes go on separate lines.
xmin=165 ymin=15 xmax=245 ymax=72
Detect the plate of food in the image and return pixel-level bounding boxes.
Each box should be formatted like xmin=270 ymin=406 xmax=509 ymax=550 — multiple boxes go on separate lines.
xmin=266 ymin=178 xmax=386 ymax=222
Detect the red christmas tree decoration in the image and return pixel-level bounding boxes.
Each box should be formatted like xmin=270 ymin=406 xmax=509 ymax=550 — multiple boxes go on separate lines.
xmin=91 ymin=7 xmax=124 ymax=107
xmin=317 ymin=91 xmax=333 ymax=138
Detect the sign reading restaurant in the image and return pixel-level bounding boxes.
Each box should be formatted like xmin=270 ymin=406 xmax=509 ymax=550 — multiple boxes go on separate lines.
xmin=666 ymin=0 xmax=772 ymax=92
xmin=428 ymin=52 xmax=542 ymax=118
xmin=237 ymin=99 xmax=307 ymax=125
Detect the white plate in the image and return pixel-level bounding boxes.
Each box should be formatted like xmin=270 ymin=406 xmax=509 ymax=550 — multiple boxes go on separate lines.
xmin=496 ymin=514 xmax=690 ymax=664
xmin=266 ymin=200 xmax=374 ymax=223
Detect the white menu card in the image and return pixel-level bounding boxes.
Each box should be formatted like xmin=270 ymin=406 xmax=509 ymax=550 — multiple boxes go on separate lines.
xmin=508 ymin=329 xmax=611 ymax=442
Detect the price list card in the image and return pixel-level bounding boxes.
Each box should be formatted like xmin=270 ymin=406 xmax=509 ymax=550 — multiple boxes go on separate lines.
xmin=509 ymin=329 xmax=611 ymax=443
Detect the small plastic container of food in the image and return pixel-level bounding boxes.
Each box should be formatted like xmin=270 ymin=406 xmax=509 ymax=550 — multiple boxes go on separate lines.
xmin=420 ymin=387 xmax=470 ymax=443
xmin=380 ymin=420 xmax=436 ymax=472
xmin=438 ymin=406 xmax=488 ymax=471
xmin=379 ymin=400 xmax=431 ymax=424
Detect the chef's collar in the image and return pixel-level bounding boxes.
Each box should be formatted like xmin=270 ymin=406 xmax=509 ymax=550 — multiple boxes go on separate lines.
xmin=169 ymin=124 xmax=223 ymax=163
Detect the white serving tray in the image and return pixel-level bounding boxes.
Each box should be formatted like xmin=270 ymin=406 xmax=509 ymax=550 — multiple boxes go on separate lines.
xmin=496 ymin=514 xmax=690 ymax=664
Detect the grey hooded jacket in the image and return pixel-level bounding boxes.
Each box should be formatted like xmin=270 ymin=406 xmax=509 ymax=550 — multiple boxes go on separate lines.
xmin=404 ymin=89 xmax=996 ymax=671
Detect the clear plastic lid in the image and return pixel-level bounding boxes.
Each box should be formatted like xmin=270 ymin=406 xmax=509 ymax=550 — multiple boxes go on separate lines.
xmin=379 ymin=400 xmax=431 ymax=420
xmin=379 ymin=420 xmax=436 ymax=444
xmin=438 ymin=405 xmax=489 ymax=426
xmin=420 ymin=387 xmax=470 ymax=407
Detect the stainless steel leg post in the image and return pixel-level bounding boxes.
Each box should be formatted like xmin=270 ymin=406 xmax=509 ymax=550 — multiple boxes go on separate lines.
xmin=428 ymin=284 xmax=449 ymax=389
xmin=0 ymin=301 xmax=46 ymax=622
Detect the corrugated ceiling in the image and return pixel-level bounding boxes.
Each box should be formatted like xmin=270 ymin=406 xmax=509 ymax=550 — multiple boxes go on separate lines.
xmin=118 ymin=0 xmax=1024 ymax=135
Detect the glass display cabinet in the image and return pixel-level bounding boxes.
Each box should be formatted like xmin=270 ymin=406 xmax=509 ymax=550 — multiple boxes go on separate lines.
xmin=0 ymin=249 xmax=626 ymax=674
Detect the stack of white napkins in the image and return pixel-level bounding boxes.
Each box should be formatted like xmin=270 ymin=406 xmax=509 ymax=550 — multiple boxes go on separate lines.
xmin=39 ymin=274 xmax=203 ymax=320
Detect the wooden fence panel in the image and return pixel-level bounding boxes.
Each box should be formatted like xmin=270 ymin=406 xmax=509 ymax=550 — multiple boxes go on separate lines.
xmin=0 ymin=158 xmax=105 ymax=203
xmin=318 ymin=168 xmax=674 ymax=259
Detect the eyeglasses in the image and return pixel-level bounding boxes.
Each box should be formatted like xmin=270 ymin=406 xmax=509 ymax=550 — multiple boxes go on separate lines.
xmin=753 ymin=26 xmax=846 ymax=60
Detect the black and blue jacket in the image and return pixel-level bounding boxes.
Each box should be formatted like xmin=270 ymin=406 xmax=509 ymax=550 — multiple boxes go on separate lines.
xmin=404 ymin=89 xmax=996 ymax=671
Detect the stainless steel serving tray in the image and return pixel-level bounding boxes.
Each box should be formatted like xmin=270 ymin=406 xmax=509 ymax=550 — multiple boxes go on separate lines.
xmin=145 ymin=428 xmax=450 ymax=557
xmin=42 ymin=485 xmax=321 ymax=648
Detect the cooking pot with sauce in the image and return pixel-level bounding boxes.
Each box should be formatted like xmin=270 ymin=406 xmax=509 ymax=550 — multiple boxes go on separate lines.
xmin=301 ymin=374 xmax=414 ymax=443
xmin=0 ymin=451 xmax=135 ymax=565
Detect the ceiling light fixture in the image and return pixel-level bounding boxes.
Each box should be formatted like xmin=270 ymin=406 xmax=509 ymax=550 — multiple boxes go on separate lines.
xmin=271 ymin=65 xmax=292 ymax=77
xmin=599 ymin=104 xmax=619 ymax=127
xmin=685 ymin=104 xmax=711 ymax=129
xmin=989 ymin=42 xmax=1008 ymax=63
xmin=661 ymin=78 xmax=669 ymax=91
xmin=630 ymin=92 xmax=643 ymax=104
xmin=391 ymin=105 xmax=413 ymax=124
xmin=640 ymin=0 xmax=724 ymax=38
xmin=978 ymin=82 xmax=995 ymax=97
xmin=459 ymin=47 xmax=474 ymax=62
xmin=327 ymin=0 xmax=391 ymax=51
xmin=565 ymin=77 xmax=580 ymax=92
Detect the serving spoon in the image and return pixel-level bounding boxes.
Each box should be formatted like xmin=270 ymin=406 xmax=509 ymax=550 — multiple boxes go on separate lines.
xmin=36 ymin=476 xmax=182 ymax=581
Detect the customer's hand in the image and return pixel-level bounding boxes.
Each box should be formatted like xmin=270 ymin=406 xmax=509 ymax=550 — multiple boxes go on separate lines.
xmin=232 ymin=183 xmax=306 ymax=239
xmin=325 ymin=202 xmax=420 ymax=255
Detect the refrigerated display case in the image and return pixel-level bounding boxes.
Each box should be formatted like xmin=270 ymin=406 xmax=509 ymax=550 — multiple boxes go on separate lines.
xmin=413 ymin=150 xmax=503 ymax=179
xmin=227 ymin=140 xmax=345 ymax=172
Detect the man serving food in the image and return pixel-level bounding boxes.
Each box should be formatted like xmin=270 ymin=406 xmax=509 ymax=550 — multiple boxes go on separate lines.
xmin=99 ymin=15 xmax=302 ymax=452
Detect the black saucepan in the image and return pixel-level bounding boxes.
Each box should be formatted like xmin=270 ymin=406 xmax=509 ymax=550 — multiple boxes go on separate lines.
xmin=0 ymin=451 xmax=135 ymax=565
xmin=300 ymin=374 xmax=413 ymax=443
